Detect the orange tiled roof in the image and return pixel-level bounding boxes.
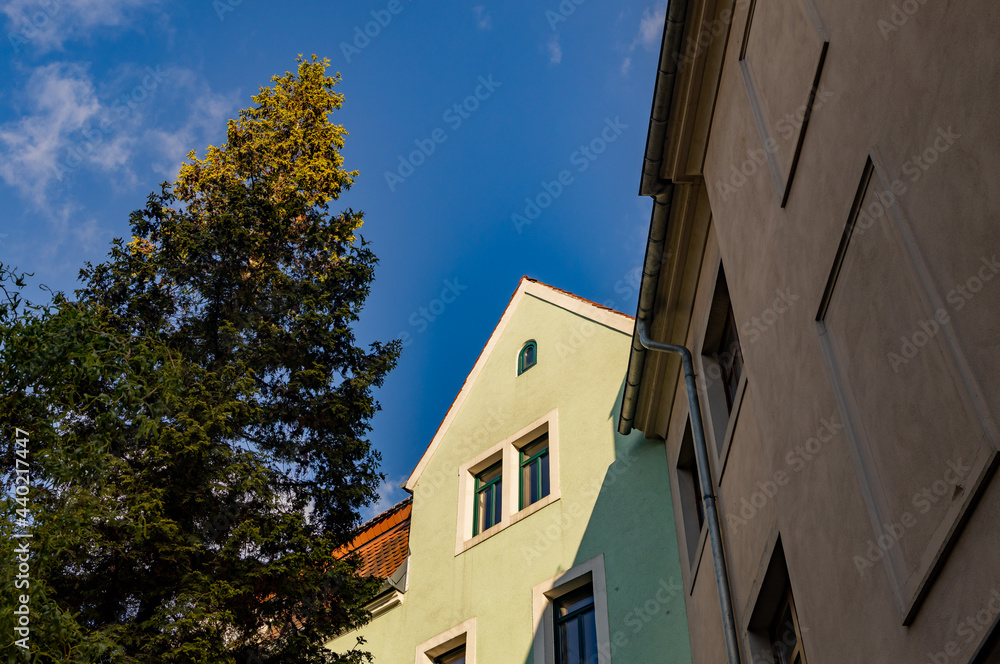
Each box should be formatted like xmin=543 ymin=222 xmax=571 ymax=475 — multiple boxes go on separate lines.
xmin=521 ymin=276 xmax=634 ymax=320
xmin=335 ymin=498 xmax=412 ymax=579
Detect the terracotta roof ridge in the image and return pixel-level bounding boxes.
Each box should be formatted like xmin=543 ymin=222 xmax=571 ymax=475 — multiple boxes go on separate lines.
xmin=358 ymin=497 xmax=412 ymax=530
xmin=336 ymin=498 xmax=413 ymax=556
xmin=520 ymin=275 xmax=635 ymax=320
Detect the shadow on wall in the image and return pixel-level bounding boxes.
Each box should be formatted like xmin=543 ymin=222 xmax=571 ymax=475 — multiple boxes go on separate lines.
xmin=523 ymin=377 xmax=693 ymax=664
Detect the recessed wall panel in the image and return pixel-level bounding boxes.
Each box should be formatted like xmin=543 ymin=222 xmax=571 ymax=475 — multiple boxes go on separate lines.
xmin=817 ymin=158 xmax=996 ymax=623
xmin=739 ymin=0 xmax=828 ymax=206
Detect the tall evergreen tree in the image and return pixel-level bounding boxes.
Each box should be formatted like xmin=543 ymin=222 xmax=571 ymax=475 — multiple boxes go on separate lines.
xmin=1 ymin=55 xmax=399 ymax=663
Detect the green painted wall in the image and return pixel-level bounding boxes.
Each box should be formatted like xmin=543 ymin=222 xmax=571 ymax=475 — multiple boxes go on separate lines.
xmin=326 ymin=290 xmax=692 ymax=663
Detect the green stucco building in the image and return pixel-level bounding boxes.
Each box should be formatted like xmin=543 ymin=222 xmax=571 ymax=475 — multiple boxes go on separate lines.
xmin=326 ymin=278 xmax=693 ymax=664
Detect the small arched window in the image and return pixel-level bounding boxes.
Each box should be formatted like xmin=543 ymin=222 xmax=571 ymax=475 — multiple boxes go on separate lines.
xmin=518 ymin=341 xmax=537 ymax=375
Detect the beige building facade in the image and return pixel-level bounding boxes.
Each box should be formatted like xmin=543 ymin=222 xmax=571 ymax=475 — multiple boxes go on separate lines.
xmin=620 ymin=1 xmax=1000 ymax=663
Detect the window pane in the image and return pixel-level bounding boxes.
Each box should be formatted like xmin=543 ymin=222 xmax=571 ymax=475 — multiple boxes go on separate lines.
xmin=558 ymin=619 xmax=580 ymax=664
xmin=580 ymin=608 xmax=598 ymax=664
xmin=770 ymin=599 xmax=798 ymax=664
xmin=478 ymin=463 xmax=501 ymax=485
xmin=475 ymin=488 xmax=486 ymax=534
xmin=691 ymin=465 xmax=704 ymax=529
xmin=435 ymin=646 xmax=466 ymax=664
xmin=540 ymin=452 xmax=550 ymax=499
xmin=718 ymin=306 xmax=744 ymax=410
xmin=556 ymin=585 xmax=594 ymax=617
xmin=521 ymin=435 xmax=548 ymax=459
xmin=475 ymin=462 xmax=502 ymax=535
xmin=523 ymin=460 xmax=536 ymax=506
xmin=532 ymin=461 xmax=541 ymax=504
xmin=491 ymin=480 xmax=502 ymax=528
xmin=520 ymin=436 xmax=550 ymax=509
xmin=479 ymin=481 xmax=502 ymax=532
xmin=556 ymin=584 xmax=596 ymax=664
xmin=524 ymin=344 xmax=535 ymax=366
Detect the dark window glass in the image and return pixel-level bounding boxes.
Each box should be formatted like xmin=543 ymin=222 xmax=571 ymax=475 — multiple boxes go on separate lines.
xmin=769 ymin=590 xmax=806 ymax=664
xmin=555 ymin=584 xmax=598 ymax=664
xmin=519 ymin=341 xmax=538 ymax=375
xmin=434 ymin=645 xmax=466 ymax=664
xmin=691 ymin=462 xmax=704 ymax=529
xmin=520 ymin=435 xmax=550 ymax=509
xmin=717 ymin=305 xmax=744 ymax=411
xmin=474 ymin=462 xmax=502 ymax=535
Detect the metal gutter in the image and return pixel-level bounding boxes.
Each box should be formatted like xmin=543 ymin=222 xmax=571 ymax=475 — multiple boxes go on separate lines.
xmin=619 ymin=192 xmax=672 ymax=435
xmin=619 ymin=0 xmax=689 ymax=436
xmin=640 ymin=0 xmax=690 ymax=198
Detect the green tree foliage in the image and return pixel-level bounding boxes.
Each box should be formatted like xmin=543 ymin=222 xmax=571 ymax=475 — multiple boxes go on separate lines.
xmin=0 ymin=56 xmax=399 ymax=663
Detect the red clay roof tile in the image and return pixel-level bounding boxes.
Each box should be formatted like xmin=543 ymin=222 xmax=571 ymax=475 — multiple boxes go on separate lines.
xmin=335 ymin=499 xmax=412 ymax=579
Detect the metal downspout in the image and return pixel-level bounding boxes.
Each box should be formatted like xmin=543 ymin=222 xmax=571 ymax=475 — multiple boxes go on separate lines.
xmin=636 ymin=317 xmax=742 ymax=664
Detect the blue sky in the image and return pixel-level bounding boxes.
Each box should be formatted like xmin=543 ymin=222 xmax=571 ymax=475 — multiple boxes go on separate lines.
xmin=0 ymin=0 xmax=665 ymax=520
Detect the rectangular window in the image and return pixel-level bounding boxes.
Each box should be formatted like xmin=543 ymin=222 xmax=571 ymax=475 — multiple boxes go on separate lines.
xmin=700 ymin=265 xmax=746 ymax=466
xmin=769 ymin=589 xmax=807 ymax=664
xmin=717 ymin=304 xmax=744 ymax=412
xmin=434 ymin=646 xmax=466 ymax=664
xmin=473 ymin=462 xmax=502 ymax=536
xmin=520 ymin=434 xmax=551 ymax=509
xmin=555 ymin=584 xmax=598 ymax=664
xmin=676 ymin=421 xmax=706 ymax=568
xmin=747 ymin=538 xmax=808 ymax=664
xmin=416 ymin=618 xmax=475 ymax=664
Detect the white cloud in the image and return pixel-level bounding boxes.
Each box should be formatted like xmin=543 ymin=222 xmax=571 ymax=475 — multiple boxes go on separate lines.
xmin=547 ymin=33 xmax=563 ymax=64
xmin=360 ymin=475 xmax=408 ymax=523
xmin=618 ymin=2 xmax=666 ymax=78
xmin=0 ymin=63 xmax=103 ymax=205
xmin=2 ymin=0 xmax=158 ymax=53
xmin=0 ymin=61 xmax=237 ymax=216
xmin=634 ymin=4 xmax=666 ymax=51
xmin=472 ymin=5 xmax=492 ymax=31
xmin=143 ymin=73 xmax=240 ymax=180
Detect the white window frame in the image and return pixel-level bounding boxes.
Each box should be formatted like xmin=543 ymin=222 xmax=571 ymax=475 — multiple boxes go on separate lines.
xmin=414 ymin=617 xmax=476 ymax=664
xmin=455 ymin=410 xmax=560 ymax=555
xmin=531 ymin=554 xmax=611 ymax=664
